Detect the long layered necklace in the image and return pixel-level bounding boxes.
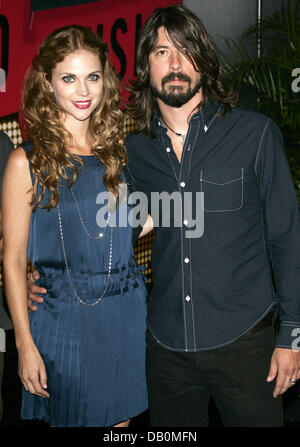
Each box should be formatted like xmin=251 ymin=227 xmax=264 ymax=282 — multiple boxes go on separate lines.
xmin=70 ymin=187 xmax=111 ymax=239
xmin=57 ymin=186 xmax=113 ymax=306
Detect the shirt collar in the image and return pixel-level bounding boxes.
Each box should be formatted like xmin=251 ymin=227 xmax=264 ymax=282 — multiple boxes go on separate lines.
xmin=152 ymin=96 xmax=222 ymax=134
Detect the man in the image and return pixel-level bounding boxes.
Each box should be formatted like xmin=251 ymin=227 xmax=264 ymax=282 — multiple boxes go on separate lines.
xmin=0 ymin=130 xmax=14 ymax=421
xmin=28 ymin=6 xmax=300 ymax=426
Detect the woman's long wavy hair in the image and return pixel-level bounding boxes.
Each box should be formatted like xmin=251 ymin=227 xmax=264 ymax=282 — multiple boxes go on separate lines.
xmin=126 ymin=5 xmax=238 ymax=135
xmin=22 ymin=25 xmax=126 ymax=210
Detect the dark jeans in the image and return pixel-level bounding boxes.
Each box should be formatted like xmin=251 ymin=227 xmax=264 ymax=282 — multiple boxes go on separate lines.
xmin=146 ymin=323 xmax=283 ymax=427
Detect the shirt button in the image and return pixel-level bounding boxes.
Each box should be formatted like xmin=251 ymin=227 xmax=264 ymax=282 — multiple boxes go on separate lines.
xmin=184 ymin=257 xmax=189 ymax=263
xmin=185 ymin=295 xmax=191 ymax=302
xmin=180 ymin=181 xmax=186 ymax=187
xmin=183 ymin=219 xmax=188 ymax=226
xmin=166 ymin=147 xmax=171 ymax=152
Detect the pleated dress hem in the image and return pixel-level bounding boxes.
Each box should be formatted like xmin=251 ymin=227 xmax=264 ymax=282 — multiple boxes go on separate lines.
xmin=21 ymin=402 xmax=148 ymax=427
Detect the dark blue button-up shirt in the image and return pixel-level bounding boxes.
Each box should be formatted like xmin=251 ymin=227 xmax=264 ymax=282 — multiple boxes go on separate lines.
xmin=125 ymin=99 xmax=300 ymax=352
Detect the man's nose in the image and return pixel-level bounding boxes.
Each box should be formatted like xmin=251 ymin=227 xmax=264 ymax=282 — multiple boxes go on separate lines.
xmin=169 ymin=49 xmax=183 ymax=71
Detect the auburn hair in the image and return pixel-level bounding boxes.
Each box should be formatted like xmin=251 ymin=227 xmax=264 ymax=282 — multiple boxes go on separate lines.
xmin=22 ymin=25 xmax=127 ymax=210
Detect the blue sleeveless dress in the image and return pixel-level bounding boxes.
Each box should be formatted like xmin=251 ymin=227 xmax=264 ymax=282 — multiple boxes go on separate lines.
xmin=21 ymin=142 xmax=148 ymax=427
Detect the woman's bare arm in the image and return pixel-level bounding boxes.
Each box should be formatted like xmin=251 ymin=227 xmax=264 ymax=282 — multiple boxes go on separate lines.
xmin=2 ymin=148 xmax=49 ymax=397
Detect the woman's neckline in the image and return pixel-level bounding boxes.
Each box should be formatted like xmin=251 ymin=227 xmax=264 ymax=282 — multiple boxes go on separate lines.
xmin=71 ymin=153 xmax=95 ymax=157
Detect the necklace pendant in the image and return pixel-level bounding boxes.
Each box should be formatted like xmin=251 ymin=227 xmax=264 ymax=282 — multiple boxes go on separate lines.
xmin=99 ymin=232 xmax=104 ymax=238
xmin=160 ymin=116 xmax=186 ymax=145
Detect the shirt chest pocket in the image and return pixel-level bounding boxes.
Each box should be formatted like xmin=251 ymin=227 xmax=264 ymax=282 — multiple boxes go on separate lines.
xmin=200 ymin=168 xmax=244 ymax=212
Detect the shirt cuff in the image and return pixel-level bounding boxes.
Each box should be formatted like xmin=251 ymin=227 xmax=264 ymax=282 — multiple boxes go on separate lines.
xmin=275 ymin=321 xmax=300 ymax=350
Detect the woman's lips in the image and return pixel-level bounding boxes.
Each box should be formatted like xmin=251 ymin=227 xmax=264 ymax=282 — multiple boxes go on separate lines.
xmin=72 ymin=100 xmax=92 ymax=109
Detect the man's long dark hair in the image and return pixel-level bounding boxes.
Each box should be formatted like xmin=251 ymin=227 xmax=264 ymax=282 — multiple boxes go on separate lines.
xmin=126 ymin=5 xmax=238 ymax=135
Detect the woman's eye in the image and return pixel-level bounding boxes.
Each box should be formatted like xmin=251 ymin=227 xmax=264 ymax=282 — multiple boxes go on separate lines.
xmin=62 ymin=76 xmax=74 ymax=83
xmin=88 ymin=74 xmax=100 ymax=81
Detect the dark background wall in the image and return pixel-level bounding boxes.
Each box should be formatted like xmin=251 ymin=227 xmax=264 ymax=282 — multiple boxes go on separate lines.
xmin=183 ymin=0 xmax=296 ymax=56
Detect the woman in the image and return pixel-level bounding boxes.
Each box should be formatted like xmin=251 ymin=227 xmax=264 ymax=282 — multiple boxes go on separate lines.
xmin=2 ymin=25 xmax=149 ymax=427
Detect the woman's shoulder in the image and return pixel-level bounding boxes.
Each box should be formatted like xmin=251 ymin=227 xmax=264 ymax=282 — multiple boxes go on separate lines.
xmin=2 ymin=146 xmax=33 ymax=193
xmin=9 ymin=140 xmax=34 ymax=161
xmin=19 ymin=141 xmax=33 ymax=153
xmin=6 ymin=145 xmax=30 ymax=173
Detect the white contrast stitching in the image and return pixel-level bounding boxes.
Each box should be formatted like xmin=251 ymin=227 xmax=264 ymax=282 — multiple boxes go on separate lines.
xmin=255 ymin=119 xmax=271 ymax=177
xmin=202 ymin=176 xmax=243 ymax=186
xmin=200 ymin=168 xmax=244 ymax=212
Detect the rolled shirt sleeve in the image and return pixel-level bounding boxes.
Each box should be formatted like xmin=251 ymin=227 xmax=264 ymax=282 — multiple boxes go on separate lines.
xmin=256 ymin=119 xmax=300 ymax=349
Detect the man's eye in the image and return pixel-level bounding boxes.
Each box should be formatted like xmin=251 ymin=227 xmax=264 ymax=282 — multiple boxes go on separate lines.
xmin=62 ymin=76 xmax=74 ymax=83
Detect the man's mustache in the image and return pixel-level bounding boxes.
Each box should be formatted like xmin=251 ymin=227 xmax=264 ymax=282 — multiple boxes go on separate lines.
xmin=162 ymin=72 xmax=191 ymax=87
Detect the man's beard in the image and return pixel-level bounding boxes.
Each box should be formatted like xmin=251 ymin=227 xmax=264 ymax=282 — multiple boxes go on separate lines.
xmin=151 ymin=72 xmax=204 ymax=108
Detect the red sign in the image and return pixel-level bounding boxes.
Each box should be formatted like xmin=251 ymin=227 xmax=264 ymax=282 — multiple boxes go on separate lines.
xmin=0 ymin=0 xmax=181 ymax=117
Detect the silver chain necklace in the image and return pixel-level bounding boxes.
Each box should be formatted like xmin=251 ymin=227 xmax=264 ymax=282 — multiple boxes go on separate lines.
xmin=70 ymin=187 xmax=111 ymax=239
xmin=57 ymin=202 xmax=113 ymax=306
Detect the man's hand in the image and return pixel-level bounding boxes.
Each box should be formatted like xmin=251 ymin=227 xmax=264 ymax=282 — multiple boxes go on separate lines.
xmin=267 ymin=348 xmax=300 ymax=397
xmin=27 ymin=270 xmax=46 ymax=311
